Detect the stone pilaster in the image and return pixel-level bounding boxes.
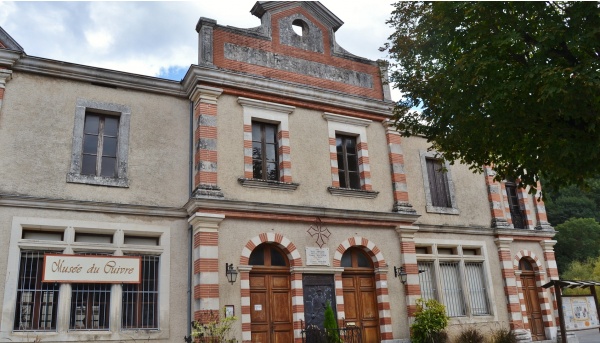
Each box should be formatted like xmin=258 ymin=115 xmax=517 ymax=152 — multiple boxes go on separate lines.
xmin=396 ymin=225 xmax=420 ymax=322
xmin=384 ymin=123 xmax=416 ymax=214
xmin=495 ymin=237 xmax=524 ymax=331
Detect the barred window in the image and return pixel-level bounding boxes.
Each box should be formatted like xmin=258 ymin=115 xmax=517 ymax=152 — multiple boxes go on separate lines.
xmin=439 ymin=262 xmax=465 ymax=317
xmin=122 ymin=255 xmax=160 ymax=329
xmin=465 ymin=262 xmax=490 ymax=315
xmin=70 ymin=283 xmax=111 ymax=330
xmin=13 ymin=251 xmax=59 ymax=331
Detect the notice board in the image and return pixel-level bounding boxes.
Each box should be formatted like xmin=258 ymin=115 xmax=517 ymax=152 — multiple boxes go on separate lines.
xmin=563 ymin=295 xmax=600 ymax=330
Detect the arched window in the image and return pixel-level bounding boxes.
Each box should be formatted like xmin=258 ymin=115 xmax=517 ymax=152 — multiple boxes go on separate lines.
xmin=341 ymin=247 xmax=373 ymax=269
xmin=519 ymin=258 xmax=534 ymax=271
xmin=249 ymin=244 xmax=288 ymax=267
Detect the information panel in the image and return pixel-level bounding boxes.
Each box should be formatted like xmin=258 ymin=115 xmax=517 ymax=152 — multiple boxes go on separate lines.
xmin=43 ymin=254 xmax=141 ymax=283
xmin=563 ymin=295 xmax=600 ymax=330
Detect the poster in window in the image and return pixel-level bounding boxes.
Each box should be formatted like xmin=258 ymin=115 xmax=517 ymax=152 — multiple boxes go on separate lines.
xmin=563 ymin=296 xmax=599 ymax=330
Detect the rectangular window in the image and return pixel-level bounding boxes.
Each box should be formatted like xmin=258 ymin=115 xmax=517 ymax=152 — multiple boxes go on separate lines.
xmin=417 ymin=261 xmax=437 ymax=301
xmin=336 ymin=135 xmax=360 ymax=189
xmin=439 ymin=261 xmax=465 ymax=317
xmin=13 ymin=251 xmax=59 ymax=331
xmin=122 ymin=255 xmax=160 ymax=329
xmin=465 ymin=262 xmax=490 ymax=315
xmin=506 ymin=182 xmax=526 ymax=229
xmin=252 ymin=122 xmax=279 ymax=181
xmin=82 ymin=112 xmax=119 ymax=178
xmin=70 ymin=284 xmax=111 ymax=330
xmin=426 ymin=158 xmax=451 ymax=208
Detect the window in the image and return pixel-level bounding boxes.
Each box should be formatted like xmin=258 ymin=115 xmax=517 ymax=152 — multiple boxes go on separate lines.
xmin=417 ymin=245 xmax=491 ymax=318
xmin=2 ymin=217 xmax=169 ymax=341
xmin=336 ymin=135 xmax=360 ymax=189
xmin=420 ymin=151 xmax=458 ymax=214
xmin=122 ymin=255 xmax=160 ymax=329
xmin=81 ymin=113 xmax=119 ymax=178
xmin=426 ymin=158 xmax=451 ymax=207
xmin=505 ymin=181 xmax=526 ymax=229
xmin=67 ymin=99 xmax=130 ymax=187
xmin=252 ymin=122 xmax=279 ymax=181
xmin=13 ymin=251 xmax=59 ymax=331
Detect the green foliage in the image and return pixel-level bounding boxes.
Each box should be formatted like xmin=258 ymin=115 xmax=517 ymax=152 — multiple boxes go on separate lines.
xmin=411 ymin=298 xmax=449 ymax=343
xmin=384 ymin=1 xmax=600 ymax=192
xmin=192 ymin=308 xmax=238 ymax=343
xmin=554 ymin=218 xmax=600 ymax=272
xmin=454 ymin=327 xmax=485 ymax=343
xmin=490 ymin=328 xmax=517 ymax=343
xmin=561 ymin=257 xmax=600 ymax=302
xmin=543 ymin=178 xmax=600 ymax=226
xmin=323 ymin=301 xmax=342 ymax=343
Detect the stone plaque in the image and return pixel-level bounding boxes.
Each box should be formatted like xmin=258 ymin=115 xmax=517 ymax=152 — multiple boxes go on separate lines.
xmin=306 ymin=247 xmax=330 ymax=266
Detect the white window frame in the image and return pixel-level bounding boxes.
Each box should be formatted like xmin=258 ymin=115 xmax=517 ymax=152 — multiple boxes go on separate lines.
xmin=67 ymin=99 xmax=131 ymax=187
xmin=0 ymin=217 xmax=170 ymax=342
xmin=415 ymin=240 xmax=496 ymax=321
xmin=419 ymin=150 xmax=459 ymax=214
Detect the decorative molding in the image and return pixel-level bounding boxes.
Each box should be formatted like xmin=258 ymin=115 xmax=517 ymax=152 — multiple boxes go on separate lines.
xmin=237 ymin=97 xmax=295 ymax=114
xmin=0 ymin=193 xmax=186 ymax=217
xmin=192 ymin=184 xmax=224 ymax=199
xmin=182 ymin=66 xmax=394 ymax=117
xmin=327 ymin=187 xmax=379 ymax=199
xmin=238 ymin=178 xmax=299 ymax=191
xmin=185 ymin=198 xmax=419 ymax=223
xmin=190 ymin=85 xmax=223 ymax=104
xmin=0 ymin=49 xmax=21 ymax=67
xmin=188 ymin=212 xmax=225 ymax=232
xmin=0 ymin=69 xmax=12 ymax=88
xmin=323 ymin=112 xmax=371 ymax=127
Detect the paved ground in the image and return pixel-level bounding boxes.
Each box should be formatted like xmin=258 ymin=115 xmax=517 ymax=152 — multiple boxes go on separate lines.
xmin=574 ymin=328 xmax=600 ymax=343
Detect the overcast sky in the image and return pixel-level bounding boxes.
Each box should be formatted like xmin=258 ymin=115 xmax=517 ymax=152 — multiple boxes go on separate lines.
xmin=0 ymin=1 xmax=397 ymax=89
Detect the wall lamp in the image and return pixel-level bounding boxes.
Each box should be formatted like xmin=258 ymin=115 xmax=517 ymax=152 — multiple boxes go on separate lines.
xmin=394 ymin=266 xmax=408 ymax=284
xmin=225 ymin=263 xmax=238 ymax=284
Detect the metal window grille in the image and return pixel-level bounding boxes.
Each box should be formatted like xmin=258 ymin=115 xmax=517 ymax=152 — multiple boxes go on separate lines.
xmin=426 ymin=158 xmax=451 ymax=208
xmin=464 ymin=262 xmax=490 ymax=315
xmin=122 ymin=255 xmax=159 ymax=329
xmin=417 ymin=261 xmax=437 ymax=301
xmin=439 ymin=262 xmax=465 ymax=317
xmin=13 ymin=251 xmax=59 ymax=331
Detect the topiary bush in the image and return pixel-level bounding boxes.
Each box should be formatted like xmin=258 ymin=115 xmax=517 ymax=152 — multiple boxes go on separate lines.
xmin=454 ymin=327 xmax=485 ymax=343
xmin=410 ymin=298 xmax=449 ymax=343
xmin=323 ymin=301 xmax=342 ymax=343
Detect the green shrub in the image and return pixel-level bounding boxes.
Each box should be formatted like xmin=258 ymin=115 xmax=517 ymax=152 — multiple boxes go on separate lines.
xmin=323 ymin=301 xmax=342 ymax=343
xmin=192 ymin=308 xmax=238 ymax=343
xmin=410 ymin=298 xmax=449 ymax=343
xmin=455 ymin=327 xmax=485 ymax=343
xmin=490 ymin=328 xmax=517 ymax=343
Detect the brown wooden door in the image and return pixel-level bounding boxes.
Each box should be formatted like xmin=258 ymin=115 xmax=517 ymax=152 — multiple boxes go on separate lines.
xmin=250 ymin=273 xmax=293 ymax=343
xmin=342 ymin=274 xmax=380 ymax=343
xmin=521 ymin=273 xmax=546 ymax=340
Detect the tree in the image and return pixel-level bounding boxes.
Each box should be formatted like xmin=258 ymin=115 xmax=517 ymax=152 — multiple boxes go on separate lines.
xmin=543 ymin=179 xmax=600 ymax=226
xmin=385 ymin=2 xmax=600 ymax=191
xmin=554 ymin=218 xmax=600 ymax=273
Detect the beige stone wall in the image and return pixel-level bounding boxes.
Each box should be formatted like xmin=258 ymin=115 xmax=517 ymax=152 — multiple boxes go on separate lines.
xmin=0 ymin=71 xmax=189 ymax=207
xmin=401 ymin=136 xmax=493 ymax=227
xmin=0 ymin=206 xmax=189 ymax=342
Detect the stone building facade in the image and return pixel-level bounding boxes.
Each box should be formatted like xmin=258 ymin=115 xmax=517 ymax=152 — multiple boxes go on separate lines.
xmin=0 ymin=2 xmax=558 ymax=343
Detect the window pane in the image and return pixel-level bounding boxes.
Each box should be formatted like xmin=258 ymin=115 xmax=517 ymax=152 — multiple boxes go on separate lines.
xmin=252 ymin=141 xmax=262 ymax=160
xmin=14 ymin=251 xmax=59 ymax=331
xmin=336 ymin=137 xmax=343 ymax=153
xmin=418 ymin=262 xmax=437 ymax=301
xmin=439 ymin=262 xmax=465 ymax=317
xmin=265 ymin=124 xmax=276 ymax=144
xmin=348 ymin=171 xmax=361 ymax=190
xmin=346 ymin=153 xmax=358 ymax=173
xmin=465 ymin=262 xmax=490 ymax=315
xmin=122 ymin=256 xmax=159 ymax=329
xmin=100 ymin=157 xmax=116 ymax=177
xmin=103 ymin=117 xmax=119 ymax=137
xmin=252 ymin=122 xmax=261 ymax=142
xmin=271 ymin=248 xmax=286 ymax=266
xmin=356 ymin=250 xmax=371 ymax=267
xmin=253 ymin=160 xmax=263 ymax=179
xmin=344 ymin=137 xmax=356 ymax=154
xmin=84 ymin=114 xmax=100 ymax=134
xmin=83 ymin=134 xmax=98 ymax=154
xmin=338 ymin=170 xmax=347 ymax=188
xmin=249 ymin=245 xmax=265 ymax=265
xmin=81 ymin=155 xmax=97 ymax=175
xmin=267 ymin=162 xmax=278 ymax=181
xmin=103 ymin=137 xmax=118 ymax=157
xmin=266 ymin=144 xmax=277 ymax=163
xmin=70 ymin=284 xmax=111 ymax=330
xmin=340 ymin=251 xmax=351 ymax=267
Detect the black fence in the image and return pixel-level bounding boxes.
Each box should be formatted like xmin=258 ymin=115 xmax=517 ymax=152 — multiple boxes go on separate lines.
xmin=301 ymin=324 xmax=362 ymax=343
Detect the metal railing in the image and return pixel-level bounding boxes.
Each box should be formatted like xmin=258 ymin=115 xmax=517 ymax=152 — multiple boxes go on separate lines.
xmin=301 ymin=323 xmax=362 ymax=343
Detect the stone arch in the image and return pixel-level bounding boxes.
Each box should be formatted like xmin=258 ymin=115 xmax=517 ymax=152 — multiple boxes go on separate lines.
xmin=513 ymin=250 xmax=543 ymax=271
xmin=333 ymin=236 xmax=393 ymax=341
xmin=238 ymin=233 xmax=302 ymax=343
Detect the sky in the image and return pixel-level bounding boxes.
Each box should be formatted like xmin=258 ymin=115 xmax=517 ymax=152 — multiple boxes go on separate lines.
xmin=0 ymin=1 xmax=398 ymax=95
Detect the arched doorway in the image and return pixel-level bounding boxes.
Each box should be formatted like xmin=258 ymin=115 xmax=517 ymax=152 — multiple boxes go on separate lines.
xmin=341 ymin=247 xmax=381 ymax=342
xmin=249 ymin=243 xmax=293 ymax=343
xmin=519 ymin=258 xmax=546 ymax=340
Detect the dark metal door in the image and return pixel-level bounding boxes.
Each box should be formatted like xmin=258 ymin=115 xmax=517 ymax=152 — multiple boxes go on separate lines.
xmin=303 ymin=274 xmax=336 ymax=330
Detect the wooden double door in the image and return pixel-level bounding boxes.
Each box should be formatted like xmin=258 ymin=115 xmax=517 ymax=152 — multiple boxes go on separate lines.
xmin=521 ymin=272 xmax=546 ymax=340
xmin=342 ymin=273 xmax=381 ymax=342
xmin=250 ymin=272 xmax=293 ymax=343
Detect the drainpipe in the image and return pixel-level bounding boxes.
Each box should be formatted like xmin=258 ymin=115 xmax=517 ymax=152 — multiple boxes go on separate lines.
xmin=187 ymin=100 xmax=194 ymax=341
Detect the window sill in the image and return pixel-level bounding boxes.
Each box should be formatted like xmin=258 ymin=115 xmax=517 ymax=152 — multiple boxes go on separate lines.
xmin=67 ymin=173 xmax=129 ymax=188
xmin=238 ymin=178 xmax=299 ymax=191
xmin=425 ymin=205 xmax=459 ymax=215
xmin=327 ymin=187 xmax=379 ymax=199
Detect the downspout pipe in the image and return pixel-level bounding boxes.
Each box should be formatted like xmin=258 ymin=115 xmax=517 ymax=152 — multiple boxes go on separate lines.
xmin=187 ymin=100 xmax=194 ymax=341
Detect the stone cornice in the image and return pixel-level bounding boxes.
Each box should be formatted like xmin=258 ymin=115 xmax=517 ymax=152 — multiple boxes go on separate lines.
xmin=0 ymin=194 xmax=187 ymax=218
xmin=182 ymin=66 xmax=395 ymax=117
xmin=0 ymin=49 xmax=22 ymax=68
xmin=13 ymin=56 xmax=185 ymax=97
xmin=495 ymin=228 xmax=557 ymax=240
xmin=323 ymin=112 xmax=371 ymax=127
xmin=185 ymin=198 xmax=420 ymax=223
